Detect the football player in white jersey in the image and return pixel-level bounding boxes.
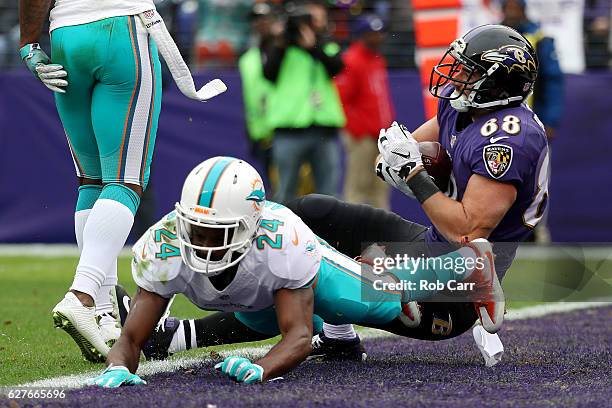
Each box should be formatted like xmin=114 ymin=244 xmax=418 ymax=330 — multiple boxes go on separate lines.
xmin=87 ymin=156 xmax=503 ymax=387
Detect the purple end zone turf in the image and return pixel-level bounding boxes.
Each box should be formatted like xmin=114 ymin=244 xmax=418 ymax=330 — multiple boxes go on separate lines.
xmin=7 ymin=306 xmax=612 ymax=408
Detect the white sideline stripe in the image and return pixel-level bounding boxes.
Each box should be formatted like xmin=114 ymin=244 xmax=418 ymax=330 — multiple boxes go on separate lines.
xmin=1 ymin=245 xmax=611 ymax=260
xmin=0 ymin=245 xmax=131 ymax=257
xmin=10 ymin=301 xmax=611 ymax=391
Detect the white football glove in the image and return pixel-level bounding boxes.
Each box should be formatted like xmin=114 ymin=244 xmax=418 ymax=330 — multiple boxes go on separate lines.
xmin=20 ymin=43 xmax=68 ymax=93
xmin=377 ymin=121 xmax=423 ymax=180
xmin=375 ymin=155 xmax=415 ymax=199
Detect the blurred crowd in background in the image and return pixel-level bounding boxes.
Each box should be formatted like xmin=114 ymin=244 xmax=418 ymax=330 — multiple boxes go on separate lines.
xmin=1 ymin=0 xmax=611 ymax=70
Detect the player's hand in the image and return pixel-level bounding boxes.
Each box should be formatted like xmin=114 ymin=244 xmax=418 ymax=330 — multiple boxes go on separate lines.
xmin=377 ymin=121 xmax=423 ymax=180
xmin=85 ymin=365 xmax=147 ymax=388
xmin=215 ymin=356 xmax=264 ymax=384
xmin=19 ymin=43 xmax=68 ymax=93
xmin=375 ymin=155 xmax=416 ymax=199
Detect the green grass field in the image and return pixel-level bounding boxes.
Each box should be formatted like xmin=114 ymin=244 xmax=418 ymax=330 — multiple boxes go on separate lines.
xmin=1 ymin=252 xmax=609 ymax=386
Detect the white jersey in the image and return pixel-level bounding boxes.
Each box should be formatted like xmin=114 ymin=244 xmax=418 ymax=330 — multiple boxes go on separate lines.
xmin=50 ymin=0 xmax=155 ymax=32
xmin=132 ymin=202 xmax=321 ymax=312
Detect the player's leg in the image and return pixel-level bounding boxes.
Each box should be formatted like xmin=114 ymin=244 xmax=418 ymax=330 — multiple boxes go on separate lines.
xmin=89 ymin=14 xmax=162 ymax=331
xmin=272 ymin=130 xmax=309 ymax=204
xmin=370 ymin=301 xmax=477 ymax=341
xmin=50 ymin=25 xmax=118 ymax=361
xmin=287 ymin=194 xmax=428 ymax=258
xmin=68 ymin=16 xmax=161 ymax=359
xmin=287 ymin=194 xmax=427 ymax=353
xmin=146 ymin=313 xmax=275 ymax=360
xmin=308 ymin=128 xmax=340 ymax=197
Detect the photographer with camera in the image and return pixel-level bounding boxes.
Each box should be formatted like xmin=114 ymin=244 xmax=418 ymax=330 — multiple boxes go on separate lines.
xmin=263 ymin=0 xmax=346 ymax=204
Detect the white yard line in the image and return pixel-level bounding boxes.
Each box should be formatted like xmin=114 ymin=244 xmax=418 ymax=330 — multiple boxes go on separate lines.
xmin=0 ymin=245 xmax=132 ymax=257
xmin=9 ymin=300 xmax=610 ymax=391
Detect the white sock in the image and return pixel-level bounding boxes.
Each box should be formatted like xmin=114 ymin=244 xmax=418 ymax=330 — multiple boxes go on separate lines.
xmin=168 ymin=320 xmax=188 ymax=354
xmin=74 ymin=209 xmax=91 ymax=250
xmin=456 ymin=247 xmax=478 ymax=280
xmin=322 ymin=323 xmax=357 ymax=340
xmin=75 ymin=209 xmax=118 ymax=314
xmin=96 ymin=277 xmax=118 ymax=316
xmin=71 ymin=199 xmax=134 ymax=299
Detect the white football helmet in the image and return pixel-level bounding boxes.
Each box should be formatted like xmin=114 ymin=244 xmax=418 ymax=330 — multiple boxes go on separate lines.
xmin=175 ymin=157 xmax=265 ymax=275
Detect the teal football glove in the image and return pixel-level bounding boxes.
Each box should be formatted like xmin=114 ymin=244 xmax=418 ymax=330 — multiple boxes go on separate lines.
xmin=86 ymin=365 xmax=147 ymax=388
xmin=19 ymin=43 xmax=68 ymax=93
xmin=215 ymin=356 xmax=264 ymax=384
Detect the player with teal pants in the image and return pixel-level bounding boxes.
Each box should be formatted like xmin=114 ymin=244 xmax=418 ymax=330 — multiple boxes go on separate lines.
xmin=85 ymin=157 xmax=502 ymax=387
xmin=19 ymin=0 xmax=162 ymax=362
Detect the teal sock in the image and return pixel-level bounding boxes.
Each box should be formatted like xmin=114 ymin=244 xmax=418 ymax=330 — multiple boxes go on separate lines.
xmin=75 ymin=184 xmax=102 ymax=211
xmin=98 ymin=183 xmax=141 ymax=215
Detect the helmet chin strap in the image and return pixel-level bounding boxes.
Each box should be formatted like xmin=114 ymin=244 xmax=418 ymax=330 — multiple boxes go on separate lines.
xmin=450 ymin=92 xmax=471 ymax=112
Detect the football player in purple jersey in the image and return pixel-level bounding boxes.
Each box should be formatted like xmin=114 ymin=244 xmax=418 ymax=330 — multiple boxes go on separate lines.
xmin=118 ymin=25 xmax=547 ymax=364
xmin=285 ymin=24 xmax=548 ymax=358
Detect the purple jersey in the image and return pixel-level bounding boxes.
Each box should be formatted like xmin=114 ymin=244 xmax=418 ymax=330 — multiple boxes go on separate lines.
xmin=425 ymin=91 xmax=549 ymax=272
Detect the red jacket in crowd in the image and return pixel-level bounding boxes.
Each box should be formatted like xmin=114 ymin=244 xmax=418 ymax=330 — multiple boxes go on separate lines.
xmin=334 ymin=41 xmax=395 ymax=140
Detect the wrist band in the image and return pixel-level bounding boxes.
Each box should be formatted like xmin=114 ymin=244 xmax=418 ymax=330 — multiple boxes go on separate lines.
xmin=19 ymin=43 xmax=40 ymax=60
xmin=407 ymin=170 xmax=440 ymax=204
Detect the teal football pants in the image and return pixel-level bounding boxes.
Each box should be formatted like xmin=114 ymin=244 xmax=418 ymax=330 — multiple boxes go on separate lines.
xmin=51 ymin=15 xmax=162 ymax=188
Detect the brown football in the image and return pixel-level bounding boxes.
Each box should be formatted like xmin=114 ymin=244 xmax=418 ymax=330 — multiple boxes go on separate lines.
xmin=419 ymin=141 xmax=452 ymax=191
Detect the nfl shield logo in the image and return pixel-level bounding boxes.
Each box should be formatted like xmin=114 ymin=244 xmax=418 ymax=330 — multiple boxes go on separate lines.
xmin=483 ymin=144 xmax=513 ymax=179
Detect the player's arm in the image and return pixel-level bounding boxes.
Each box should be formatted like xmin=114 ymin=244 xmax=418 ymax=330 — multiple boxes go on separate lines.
xmin=216 ymin=286 xmax=314 ymax=383
xmin=255 ymin=287 xmax=314 ymax=380
xmin=379 ymin=121 xmax=516 ymax=241
xmin=412 ymin=116 xmax=440 ymax=143
xmin=419 ymin=173 xmax=516 ymax=242
xmin=18 ymin=0 xmax=51 ymax=47
xmin=107 ymin=287 xmax=169 ymax=373
xmin=19 ymin=0 xmax=68 ymax=93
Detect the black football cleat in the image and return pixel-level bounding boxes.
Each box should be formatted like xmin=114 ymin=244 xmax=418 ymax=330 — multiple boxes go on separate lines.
xmin=112 ymin=285 xmax=131 ymax=327
xmin=142 ymin=316 xmax=180 ymax=361
xmin=308 ymin=334 xmax=367 ymax=362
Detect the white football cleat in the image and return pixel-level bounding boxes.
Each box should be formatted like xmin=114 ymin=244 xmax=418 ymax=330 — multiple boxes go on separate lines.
xmin=97 ymin=312 xmax=121 ymax=347
xmin=52 ymin=292 xmax=110 ymax=362
xmin=464 ymin=239 xmax=505 ymax=334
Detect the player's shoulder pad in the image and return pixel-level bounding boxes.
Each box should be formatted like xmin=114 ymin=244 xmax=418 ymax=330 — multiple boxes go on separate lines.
xmin=470 ymin=105 xmax=546 ymax=181
xmin=257 ymin=203 xmax=320 ymax=283
xmin=474 ymin=104 xmax=546 ymax=147
xmin=131 ymin=211 xmax=183 ymax=283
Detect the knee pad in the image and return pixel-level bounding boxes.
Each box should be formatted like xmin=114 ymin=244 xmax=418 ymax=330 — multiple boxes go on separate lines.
xmin=99 ymin=183 xmax=141 ymax=215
